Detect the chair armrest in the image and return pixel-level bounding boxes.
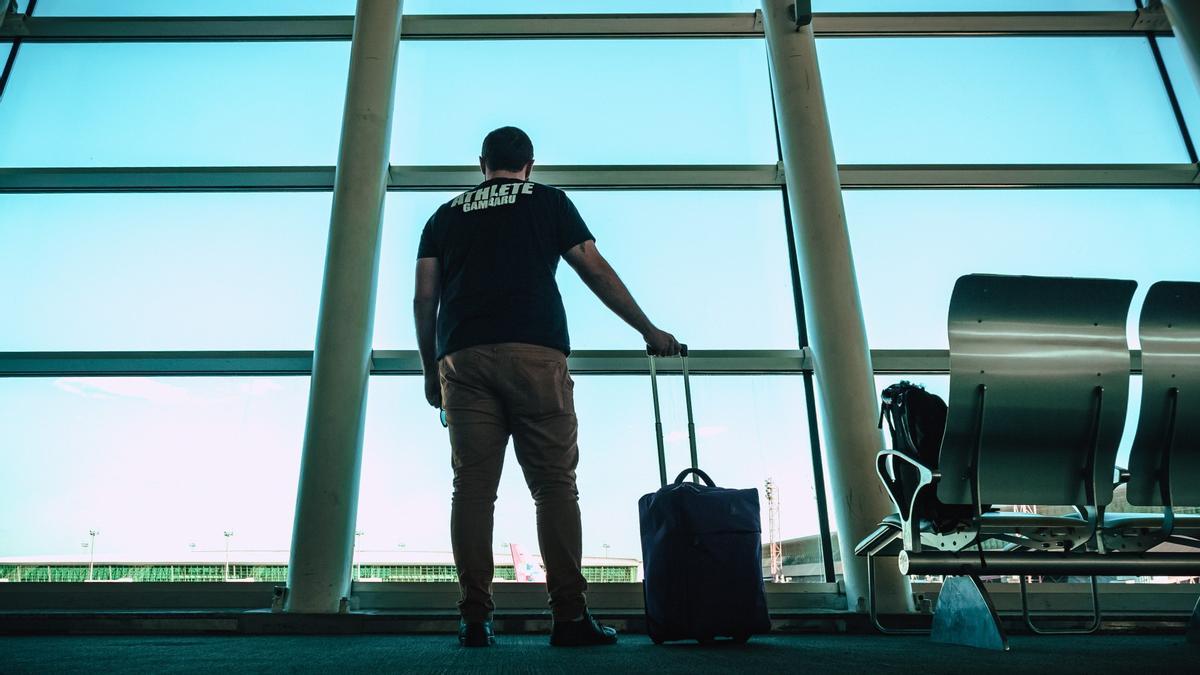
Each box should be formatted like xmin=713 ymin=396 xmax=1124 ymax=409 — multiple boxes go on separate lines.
xmin=875 ymin=450 xmax=940 ymax=552
xmin=875 ymin=450 xmax=938 ymax=521
xmin=1113 ymin=465 xmax=1130 ymax=488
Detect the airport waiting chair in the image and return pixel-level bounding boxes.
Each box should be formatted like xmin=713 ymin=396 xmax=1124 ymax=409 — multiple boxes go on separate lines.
xmin=858 ymin=274 xmax=1139 ymax=650
xmin=1099 ymin=281 xmax=1200 ymax=640
xmin=1106 ymin=281 xmax=1200 ymax=547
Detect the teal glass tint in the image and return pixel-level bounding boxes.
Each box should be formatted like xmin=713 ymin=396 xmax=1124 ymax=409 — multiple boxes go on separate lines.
xmin=390 ymin=39 xmax=776 ymax=165
xmin=1158 ymin=37 xmax=1200 ymax=151
xmin=31 ymin=0 xmax=356 ymax=15
xmin=361 ymin=374 xmax=818 ymax=579
xmin=814 ymin=0 xmax=1134 ymax=10
xmin=819 ymin=37 xmax=1190 ymax=163
xmin=0 ymin=42 xmax=349 ymax=167
xmin=374 ymin=191 xmax=798 ymax=350
xmin=0 ymin=193 xmax=329 ymax=350
xmin=0 ymin=376 xmax=308 ymax=558
xmin=402 ymin=1 xmax=757 ymax=13
xmin=846 ymin=190 xmax=1200 ymax=350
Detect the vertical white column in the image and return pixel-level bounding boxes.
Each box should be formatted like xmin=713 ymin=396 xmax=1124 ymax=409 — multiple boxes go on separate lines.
xmin=285 ymin=0 xmax=403 ymax=614
xmin=760 ymin=1 xmax=912 ymax=613
xmin=1164 ymin=0 xmax=1200 ymax=91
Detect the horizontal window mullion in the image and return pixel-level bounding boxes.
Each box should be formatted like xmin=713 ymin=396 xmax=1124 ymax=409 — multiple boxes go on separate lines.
xmin=3 ymin=164 xmax=1198 ymax=193
xmin=0 ymin=12 xmax=1171 ymax=43
xmin=0 ymin=349 xmax=1149 ymax=377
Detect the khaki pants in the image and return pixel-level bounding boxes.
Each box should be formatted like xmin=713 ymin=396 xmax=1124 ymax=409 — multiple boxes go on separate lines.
xmin=439 ymin=342 xmax=587 ymax=622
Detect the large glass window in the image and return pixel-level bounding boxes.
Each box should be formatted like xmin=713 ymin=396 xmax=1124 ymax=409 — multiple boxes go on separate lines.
xmin=26 ymin=0 xmax=1137 ymax=14
xmin=374 ymin=191 xmax=798 ymax=350
xmin=390 ymin=40 xmax=776 ymax=166
xmin=846 ymin=190 xmax=1200 ymax=350
xmin=820 ymin=38 xmax=1189 ymax=164
xmin=403 ymin=1 xmax=758 ymax=12
xmin=0 ymin=377 xmax=308 ymax=559
xmin=360 ymin=374 xmax=820 ymax=581
xmin=1159 ymin=37 xmax=1200 ymax=146
xmin=0 ymin=194 xmax=329 ymax=351
xmin=30 ymin=0 xmax=356 ymax=15
xmin=0 ymin=43 xmax=348 ymax=167
xmin=813 ymin=0 xmax=1134 ymax=9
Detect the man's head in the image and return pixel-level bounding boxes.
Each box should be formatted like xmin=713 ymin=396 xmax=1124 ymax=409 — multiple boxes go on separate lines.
xmin=480 ymin=126 xmax=534 ymax=179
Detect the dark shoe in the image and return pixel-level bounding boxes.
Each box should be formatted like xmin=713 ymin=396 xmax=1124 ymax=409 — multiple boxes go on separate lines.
xmin=458 ymin=619 xmax=495 ymax=647
xmin=550 ymin=610 xmax=618 ymax=647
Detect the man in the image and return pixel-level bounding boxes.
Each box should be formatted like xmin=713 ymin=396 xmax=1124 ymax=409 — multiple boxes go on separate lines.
xmin=413 ymin=126 xmax=680 ymax=647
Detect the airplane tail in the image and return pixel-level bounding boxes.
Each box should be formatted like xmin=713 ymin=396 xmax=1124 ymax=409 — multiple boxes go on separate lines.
xmin=509 ymin=543 xmax=546 ymax=583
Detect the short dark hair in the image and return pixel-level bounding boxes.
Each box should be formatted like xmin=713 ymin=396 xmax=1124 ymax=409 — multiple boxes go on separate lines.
xmin=481 ymin=126 xmax=534 ymax=172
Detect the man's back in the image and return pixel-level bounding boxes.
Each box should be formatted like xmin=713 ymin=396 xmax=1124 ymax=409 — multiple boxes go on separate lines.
xmin=418 ymin=177 xmax=593 ymax=360
xmin=412 ymin=125 xmax=676 ymax=648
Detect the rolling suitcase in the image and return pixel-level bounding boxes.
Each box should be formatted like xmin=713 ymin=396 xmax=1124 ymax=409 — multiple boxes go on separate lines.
xmin=638 ymin=345 xmax=772 ymax=644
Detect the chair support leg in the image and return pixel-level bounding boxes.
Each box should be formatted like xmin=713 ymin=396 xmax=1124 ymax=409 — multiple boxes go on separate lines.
xmin=1188 ymin=594 xmax=1200 ymax=645
xmin=931 ymin=575 xmax=1009 ymax=651
xmin=867 ymin=550 xmax=930 ymax=635
xmin=1019 ymin=575 xmax=1101 ymax=635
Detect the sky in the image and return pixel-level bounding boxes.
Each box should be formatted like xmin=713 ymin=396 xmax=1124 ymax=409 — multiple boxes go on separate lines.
xmin=1 ymin=0 xmax=1198 ymax=571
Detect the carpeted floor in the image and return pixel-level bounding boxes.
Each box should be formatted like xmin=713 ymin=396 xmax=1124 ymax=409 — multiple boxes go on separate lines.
xmin=1 ymin=634 xmax=1197 ymax=674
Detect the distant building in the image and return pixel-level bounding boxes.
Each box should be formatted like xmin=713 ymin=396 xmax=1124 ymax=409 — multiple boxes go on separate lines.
xmin=0 ymin=550 xmax=641 ymax=584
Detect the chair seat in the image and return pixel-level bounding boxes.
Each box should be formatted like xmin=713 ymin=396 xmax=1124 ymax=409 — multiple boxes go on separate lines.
xmin=854 ymin=520 xmax=903 ymax=557
xmin=882 ymin=510 xmax=1088 ymax=532
xmin=978 ymin=512 xmax=1086 ymax=530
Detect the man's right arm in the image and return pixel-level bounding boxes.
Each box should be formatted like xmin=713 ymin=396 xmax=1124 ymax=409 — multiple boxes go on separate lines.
xmin=563 ymin=240 xmax=680 ymax=356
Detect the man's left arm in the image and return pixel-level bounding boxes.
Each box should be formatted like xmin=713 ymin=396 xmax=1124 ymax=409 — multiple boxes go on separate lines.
xmin=414 ymin=257 xmax=442 ymax=407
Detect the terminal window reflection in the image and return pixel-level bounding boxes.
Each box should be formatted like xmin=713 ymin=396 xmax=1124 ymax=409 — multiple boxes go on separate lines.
xmin=359 ymin=375 xmax=821 ymax=583
xmin=0 ymin=377 xmax=308 ymax=574
xmin=374 ymin=191 xmax=798 ymax=350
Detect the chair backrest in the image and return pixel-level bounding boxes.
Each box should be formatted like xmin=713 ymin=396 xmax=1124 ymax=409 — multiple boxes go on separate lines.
xmin=938 ymin=274 xmax=1135 ymax=507
xmin=1127 ymin=281 xmax=1200 ymax=507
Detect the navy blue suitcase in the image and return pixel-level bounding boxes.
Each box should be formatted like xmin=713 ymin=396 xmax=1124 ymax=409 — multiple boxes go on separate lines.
xmin=638 ymin=347 xmax=771 ymax=644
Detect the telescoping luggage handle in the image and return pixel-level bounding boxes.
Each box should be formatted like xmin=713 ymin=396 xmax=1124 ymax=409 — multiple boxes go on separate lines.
xmin=648 ymin=344 xmax=699 ymax=488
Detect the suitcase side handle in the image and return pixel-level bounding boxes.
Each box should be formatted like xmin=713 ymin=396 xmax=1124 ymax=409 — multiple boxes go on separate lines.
xmin=673 ymin=468 xmax=716 ymax=487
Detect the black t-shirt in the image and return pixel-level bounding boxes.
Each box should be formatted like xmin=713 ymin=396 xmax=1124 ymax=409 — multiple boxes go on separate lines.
xmin=416 ymin=178 xmax=595 ymax=360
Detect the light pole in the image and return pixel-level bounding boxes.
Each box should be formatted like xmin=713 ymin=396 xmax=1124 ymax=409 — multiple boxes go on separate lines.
xmin=602 ymin=543 xmax=610 ymax=559
xmin=87 ymin=530 xmax=98 ymax=581
xmin=354 ymin=530 xmax=365 ymax=581
xmin=223 ymin=531 xmax=234 ymax=581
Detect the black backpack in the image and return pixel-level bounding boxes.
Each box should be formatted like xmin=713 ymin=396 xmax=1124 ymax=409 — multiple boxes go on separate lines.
xmin=878 ymin=381 xmax=980 ymax=533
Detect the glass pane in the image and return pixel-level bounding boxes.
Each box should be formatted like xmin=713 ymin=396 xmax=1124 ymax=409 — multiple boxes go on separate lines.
xmin=30 ymin=0 xmax=1135 ymax=14
xmin=404 ymin=0 xmax=757 ymax=12
xmin=375 ymin=190 xmax=798 ymax=350
xmin=0 ymin=43 xmax=348 ymax=167
xmin=814 ymin=0 xmax=1134 ymax=9
xmin=0 ymin=377 xmax=307 ymax=567
xmin=34 ymin=0 xmax=356 ymax=15
xmin=391 ymin=40 xmax=776 ymax=165
xmin=0 ymin=194 xmax=329 ymax=351
xmin=820 ymin=37 xmax=1189 ymax=163
xmin=1159 ymin=37 xmax=1200 ymax=149
xmin=846 ymin=190 xmax=1200 ymax=350
xmin=360 ymin=374 xmax=820 ymax=582
xmin=684 ymin=375 xmax=822 ymax=583
xmin=867 ymin=374 xmax=1141 ymax=470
